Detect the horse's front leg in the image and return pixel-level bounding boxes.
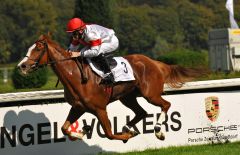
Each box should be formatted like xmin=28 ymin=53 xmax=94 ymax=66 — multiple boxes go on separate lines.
xmin=61 ymin=107 xmax=85 ymax=140
xmin=95 ymin=109 xmax=134 ymax=141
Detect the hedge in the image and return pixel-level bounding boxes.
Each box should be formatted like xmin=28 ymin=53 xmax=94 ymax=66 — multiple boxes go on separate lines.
xmin=11 ymin=67 xmax=48 ymax=89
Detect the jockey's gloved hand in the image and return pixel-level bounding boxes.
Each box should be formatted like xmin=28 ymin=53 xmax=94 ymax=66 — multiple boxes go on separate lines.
xmin=70 ymin=51 xmax=81 ymax=58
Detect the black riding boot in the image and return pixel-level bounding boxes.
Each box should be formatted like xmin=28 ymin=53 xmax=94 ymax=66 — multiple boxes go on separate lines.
xmin=98 ymin=54 xmax=115 ymax=85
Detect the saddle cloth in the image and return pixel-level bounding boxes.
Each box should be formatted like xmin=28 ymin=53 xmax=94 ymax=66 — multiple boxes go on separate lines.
xmin=87 ymin=57 xmax=135 ymax=82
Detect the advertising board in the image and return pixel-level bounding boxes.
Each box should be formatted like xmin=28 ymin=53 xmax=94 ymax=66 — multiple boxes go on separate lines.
xmin=0 ymin=91 xmax=240 ymax=154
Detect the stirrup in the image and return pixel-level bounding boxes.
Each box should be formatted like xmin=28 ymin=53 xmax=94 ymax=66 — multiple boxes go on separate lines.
xmin=99 ymin=73 xmax=115 ymax=85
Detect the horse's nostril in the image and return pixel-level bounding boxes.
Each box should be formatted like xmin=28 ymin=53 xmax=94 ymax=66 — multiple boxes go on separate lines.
xmin=21 ymin=64 xmax=27 ymax=69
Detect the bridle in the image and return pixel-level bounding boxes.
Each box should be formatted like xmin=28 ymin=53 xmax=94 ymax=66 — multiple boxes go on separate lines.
xmin=25 ymin=38 xmax=88 ymax=83
xmin=25 ymin=39 xmax=73 ymax=69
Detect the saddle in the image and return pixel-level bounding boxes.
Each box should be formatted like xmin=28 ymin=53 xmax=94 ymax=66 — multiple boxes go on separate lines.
xmin=76 ymin=55 xmax=135 ymax=84
xmin=90 ymin=54 xmax=117 ymax=73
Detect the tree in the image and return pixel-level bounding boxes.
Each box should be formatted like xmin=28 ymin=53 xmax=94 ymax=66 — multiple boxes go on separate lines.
xmin=117 ymin=5 xmax=157 ymax=57
xmin=49 ymin=0 xmax=75 ymax=47
xmin=0 ymin=15 xmax=12 ymax=63
xmin=195 ymin=0 xmax=240 ymax=29
xmin=74 ymin=0 xmax=117 ymax=28
xmin=157 ymin=49 xmax=208 ymax=68
xmin=129 ymin=0 xmax=162 ymax=6
xmin=149 ymin=6 xmax=184 ymax=52
xmin=177 ymin=0 xmax=215 ymax=50
xmin=0 ymin=0 xmax=57 ymax=62
xmin=0 ymin=40 xmax=10 ymax=63
xmin=1 ymin=0 xmax=237 ymax=64
xmin=152 ymin=36 xmax=172 ymax=58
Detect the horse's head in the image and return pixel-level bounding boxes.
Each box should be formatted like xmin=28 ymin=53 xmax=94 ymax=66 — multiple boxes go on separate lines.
xmin=18 ymin=35 xmax=50 ymax=74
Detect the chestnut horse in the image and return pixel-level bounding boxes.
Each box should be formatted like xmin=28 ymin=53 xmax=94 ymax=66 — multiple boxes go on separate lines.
xmin=18 ymin=34 xmax=205 ymax=142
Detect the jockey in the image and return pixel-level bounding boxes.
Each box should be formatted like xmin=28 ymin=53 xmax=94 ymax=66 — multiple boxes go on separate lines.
xmin=66 ymin=17 xmax=119 ymax=84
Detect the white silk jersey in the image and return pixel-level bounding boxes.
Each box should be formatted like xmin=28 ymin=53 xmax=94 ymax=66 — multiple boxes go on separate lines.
xmin=69 ymin=24 xmax=119 ymax=57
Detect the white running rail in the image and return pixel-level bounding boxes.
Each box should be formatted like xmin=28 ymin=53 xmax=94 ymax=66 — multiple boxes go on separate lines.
xmin=1 ymin=78 xmax=240 ymax=103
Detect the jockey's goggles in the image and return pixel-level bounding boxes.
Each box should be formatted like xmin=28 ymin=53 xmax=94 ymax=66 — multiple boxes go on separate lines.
xmin=72 ymin=29 xmax=84 ymax=38
xmin=72 ymin=31 xmax=80 ymax=38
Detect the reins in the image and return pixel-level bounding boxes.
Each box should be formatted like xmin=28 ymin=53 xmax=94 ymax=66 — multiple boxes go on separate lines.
xmin=37 ymin=57 xmax=74 ymax=68
xmin=24 ymin=40 xmax=73 ymax=68
xmin=73 ymin=57 xmax=88 ymax=84
xmin=30 ymin=39 xmax=88 ymax=84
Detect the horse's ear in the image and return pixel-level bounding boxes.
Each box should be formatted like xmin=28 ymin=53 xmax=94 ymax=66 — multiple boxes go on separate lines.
xmin=39 ymin=34 xmax=45 ymax=40
xmin=47 ymin=32 xmax=52 ymax=39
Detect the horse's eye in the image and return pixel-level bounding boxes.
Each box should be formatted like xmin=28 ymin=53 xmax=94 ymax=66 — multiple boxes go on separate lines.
xmin=35 ymin=47 xmax=41 ymax=51
xmin=35 ymin=43 xmax=43 ymax=51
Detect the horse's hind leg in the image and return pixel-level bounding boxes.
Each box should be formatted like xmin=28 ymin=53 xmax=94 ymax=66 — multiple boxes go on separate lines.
xmin=95 ymin=108 xmax=133 ymax=141
xmin=138 ymin=73 xmax=170 ymax=140
xmin=120 ymin=94 xmax=147 ymax=134
xmin=145 ymin=95 xmax=171 ymax=140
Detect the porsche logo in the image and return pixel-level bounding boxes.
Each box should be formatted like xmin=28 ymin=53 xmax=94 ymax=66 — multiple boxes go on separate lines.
xmin=205 ymin=96 xmax=219 ymax=122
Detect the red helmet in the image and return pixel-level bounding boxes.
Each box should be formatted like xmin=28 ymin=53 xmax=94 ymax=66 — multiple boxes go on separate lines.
xmin=66 ymin=18 xmax=86 ymax=32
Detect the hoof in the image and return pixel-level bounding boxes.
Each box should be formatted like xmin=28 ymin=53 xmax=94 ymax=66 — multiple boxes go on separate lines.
xmin=122 ymin=126 xmax=139 ymax=138
xmin=82 ymin=125 xmax=92 ymax=134
xmin=122 ymin=133 xmax=133 ymax=144
xmin=155 ymin=132 xmax=165 ymax=141
xmin=69 ymin=131 xmax=85 ymax=140
xmin=68 ymin=125 xmax=91 ymax=141
xmin=122 ymin=126 xmax=139 ymax=143
xmin=129 ymin=130 xmax=139 ymax=137
xmin=68 ymin=135 xmax=78 ymax=141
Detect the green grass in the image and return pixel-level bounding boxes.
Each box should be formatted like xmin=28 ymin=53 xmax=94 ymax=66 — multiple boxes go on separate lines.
xmin=100 ymin=141 xmax=240 ymax=155
xmin=0 ymin=67 xmax=63 ymax=93
xmin=0 ymin=75 xmax=63 ymax=93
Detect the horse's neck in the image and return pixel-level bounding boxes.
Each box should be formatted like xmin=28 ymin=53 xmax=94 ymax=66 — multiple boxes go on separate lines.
xmin=48 ymin=46 xmax=101 ymax=92
xmin=48 ymin=45 xmax=71 ymax=80
xmin=48 ymin=45 xmax=66 ymax=62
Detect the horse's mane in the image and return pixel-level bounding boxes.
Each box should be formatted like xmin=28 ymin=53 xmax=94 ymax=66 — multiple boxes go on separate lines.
xmin=40 ymin=34 xmax=70 ymax=57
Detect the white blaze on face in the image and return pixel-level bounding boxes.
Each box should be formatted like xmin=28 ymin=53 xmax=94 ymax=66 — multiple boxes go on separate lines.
xmin=17 ymin=44 xmax=36 ymax=67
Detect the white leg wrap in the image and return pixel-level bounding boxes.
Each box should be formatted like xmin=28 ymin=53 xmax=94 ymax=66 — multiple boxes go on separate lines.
xmin=70 ymin=131 xmax=85 ymax=139
xmin=157 ymin=112 xmax=166 ymax=125
xmin=154 ymin=112 xmax=166 ymax=140
xmin=122 ymin=125 xmax=138 ymax=137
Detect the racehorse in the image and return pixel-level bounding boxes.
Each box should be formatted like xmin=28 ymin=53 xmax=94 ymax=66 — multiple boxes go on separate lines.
xmin=18 ymin=34 xmax=206 ymax=142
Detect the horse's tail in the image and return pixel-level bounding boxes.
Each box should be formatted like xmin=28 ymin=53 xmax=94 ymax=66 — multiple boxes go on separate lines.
xmin=165 ymin=65 xmax=207 ymax=88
